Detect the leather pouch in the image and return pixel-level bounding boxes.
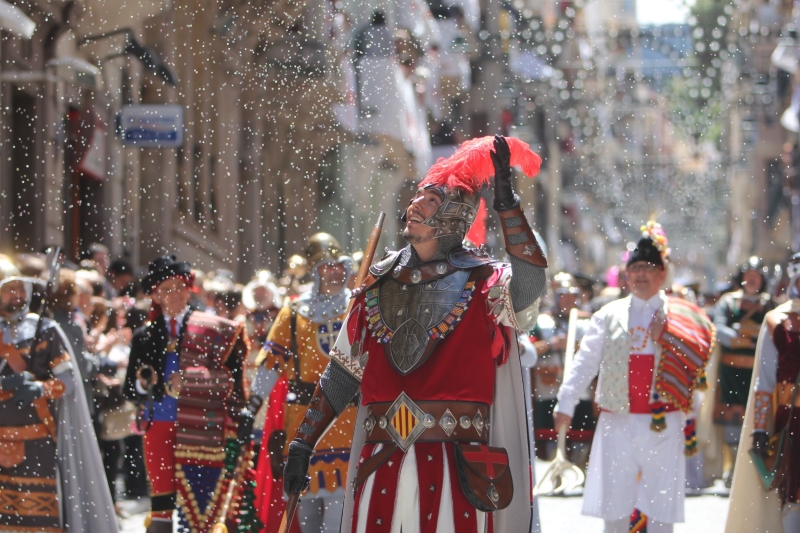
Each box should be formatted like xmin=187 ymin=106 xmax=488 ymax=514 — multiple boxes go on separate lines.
xmin=453 ymin=442 xmax=513 ymax=512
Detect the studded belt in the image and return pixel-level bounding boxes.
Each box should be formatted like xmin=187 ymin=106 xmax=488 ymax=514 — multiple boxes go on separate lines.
xmin=363 ymin=393 xmax=489 ymax=451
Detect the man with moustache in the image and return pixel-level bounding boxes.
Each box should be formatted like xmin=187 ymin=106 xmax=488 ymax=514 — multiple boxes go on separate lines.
xmin=244 ymin=233 xmax=357 ymax=533
xmin=0 ymin=275 xmax=117 ymax=532
xmin=712 ymin=257 xmax=773 ymax=486
xmin=554 ymin=222 xmax=714 ymax=533
xmin=281 ymin=135 xmax=548 ymax=533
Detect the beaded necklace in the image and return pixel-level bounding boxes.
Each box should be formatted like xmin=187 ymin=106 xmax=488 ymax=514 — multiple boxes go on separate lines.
xmin=629 ymin=309 xmax=658 ymax=351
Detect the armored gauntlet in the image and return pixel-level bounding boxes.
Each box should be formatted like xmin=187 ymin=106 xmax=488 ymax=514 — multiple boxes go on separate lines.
xmin=284 ymin=383 xmax=338 ymax=495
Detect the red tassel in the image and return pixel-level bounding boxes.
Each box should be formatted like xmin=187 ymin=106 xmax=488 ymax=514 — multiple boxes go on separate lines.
xmin=419 ymin=136 xmax=542 ymax=194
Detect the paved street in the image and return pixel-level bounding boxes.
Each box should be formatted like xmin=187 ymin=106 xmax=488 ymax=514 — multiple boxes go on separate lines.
xmin=537 ymin=489 xmax=731 ymax=532
xmin=118 ymin=459 xmax=732 ymax=532
xmin=118 ymin=498 xmax=150 ymax=533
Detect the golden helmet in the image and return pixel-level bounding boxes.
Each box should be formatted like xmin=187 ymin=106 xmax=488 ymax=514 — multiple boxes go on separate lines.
xmin=285 ymin=254 xmax=308 ymax=278
xmin=0 ymin=255 xmax=20 ymax=283
xmin=305 ymin=233 xmax=344 ymax=269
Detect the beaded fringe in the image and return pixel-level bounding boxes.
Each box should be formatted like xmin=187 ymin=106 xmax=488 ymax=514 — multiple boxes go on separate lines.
xmin=684 ymin=418 xmax=699 ymax=457
xmin=650 ymin=404 xmax=667 ymax=432
xmin=696 ymin=368 xmax=708 ymax=391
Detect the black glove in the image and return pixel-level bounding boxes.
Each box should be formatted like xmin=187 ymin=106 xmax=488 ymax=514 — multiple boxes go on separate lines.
xmin=752 ymin=431 xmax=769 ymax=458
xmin=237 ymin=408 xmax=255 ymax=447
xmin=490 ymin=135 xmax=518 ymax=211
xmin=283 ymin=441 xmax=312 ymax=496
xmin=13 ymin=381 xmax=43 ymax=407
xmin=0 ymin=371 xmax=33 ymax=392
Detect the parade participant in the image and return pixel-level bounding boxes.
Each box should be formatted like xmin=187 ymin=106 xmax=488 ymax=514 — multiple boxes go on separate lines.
xmin=281 ymin=135 xmax=547 ymax=533
xmin=530 ymin=272 xmax=595 ymax=467
xmin=554 ymin=222 xmax=714 ymax=533
xmin=242 ymin=270 xmax=282 ymax=353
xmin=124 ymin=255 xmax=249 ymax=533
xmin=725 ymin=253 xmax=800 ymax=533
xmin=712 ymin=256 xmax=772 ymax=486
xmin=243 ymin=233 xmax=356 ymax=533
xmin=0 ymin=275 xmax=118 ymax=532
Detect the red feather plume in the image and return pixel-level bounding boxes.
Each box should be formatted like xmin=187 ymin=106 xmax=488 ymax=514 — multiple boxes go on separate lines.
xmin=419 ymin=136 xmax=542 ymax=194
xmin=465 ymin=197 xmax=488 ymax=246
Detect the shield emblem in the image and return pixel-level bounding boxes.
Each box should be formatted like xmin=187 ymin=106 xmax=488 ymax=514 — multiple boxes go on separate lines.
xmin=317 ymin=319 xmax=343 ymax=357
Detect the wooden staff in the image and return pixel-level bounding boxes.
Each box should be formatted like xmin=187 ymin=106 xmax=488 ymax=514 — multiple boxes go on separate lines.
xmin=279 ymin=212 xmax=385 ymax=533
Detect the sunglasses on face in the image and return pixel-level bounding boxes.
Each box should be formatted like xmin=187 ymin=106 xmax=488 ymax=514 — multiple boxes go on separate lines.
xmin=627 ymin=263 xmax=661 ymax=273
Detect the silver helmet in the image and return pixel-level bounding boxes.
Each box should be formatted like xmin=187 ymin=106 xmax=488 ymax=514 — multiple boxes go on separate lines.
xmin=403 ymin=184 xmax=480 ymax=239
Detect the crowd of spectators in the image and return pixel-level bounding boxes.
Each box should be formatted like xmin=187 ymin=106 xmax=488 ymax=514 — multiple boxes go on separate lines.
xmin=0 ymin=244 xmax=306 ymax=517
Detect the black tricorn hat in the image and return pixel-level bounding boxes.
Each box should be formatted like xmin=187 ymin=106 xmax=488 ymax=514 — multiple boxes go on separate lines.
xmin=627 ymin=238 xmax=664 ymax=268
xmin=141 ymin=255 xmax=193 ymax=295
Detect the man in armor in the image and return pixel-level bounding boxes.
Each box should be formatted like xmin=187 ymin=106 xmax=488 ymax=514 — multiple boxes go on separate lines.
xmin=713 ymin=256 xmax=773 ymax=486
xmin=530 ymin=272 xmax=595 ymax=467
xmin=0 ymin=275 xmax=118 ymax=532
xmin=124 ymin=255 xmax=249 ymax=533
xmin=726 ymin=252 xmax=800 ymax=532
xmin=244 ymin=233 xmax=357 ymax=533
xmin=281 ymin=135 xmax=548 ymax=532
xmin=554 ymin=222 xmax=714 ymax=533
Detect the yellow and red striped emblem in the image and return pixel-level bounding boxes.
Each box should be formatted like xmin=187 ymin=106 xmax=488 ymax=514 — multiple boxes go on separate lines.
xmin=391 ymin=403 xmax=418 ymax=441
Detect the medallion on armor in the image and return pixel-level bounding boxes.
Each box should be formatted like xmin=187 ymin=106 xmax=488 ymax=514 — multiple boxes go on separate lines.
xmin=371 ymin=268 xmax=473 ymax=374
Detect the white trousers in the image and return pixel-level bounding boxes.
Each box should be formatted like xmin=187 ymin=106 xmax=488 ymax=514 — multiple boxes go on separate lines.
xmin=582 ymin=410 xmax=685 ymax=524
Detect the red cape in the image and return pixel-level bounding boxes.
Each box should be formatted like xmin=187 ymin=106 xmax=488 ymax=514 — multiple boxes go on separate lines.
xmin=254 ymin=377 xmax=301 ymax=533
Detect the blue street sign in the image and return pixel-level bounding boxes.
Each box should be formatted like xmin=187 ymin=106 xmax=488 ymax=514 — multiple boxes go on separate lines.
xmin=119 ymin=104 xmax=184 ymax=148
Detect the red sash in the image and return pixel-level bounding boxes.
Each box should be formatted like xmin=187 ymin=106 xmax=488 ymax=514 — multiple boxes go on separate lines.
xmin=629 ymin=354 xmax=677 ymax=414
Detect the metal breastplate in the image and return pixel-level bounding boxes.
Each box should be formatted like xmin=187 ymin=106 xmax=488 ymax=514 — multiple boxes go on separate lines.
xmin=366 ymin=267 xmax=476 ymax=375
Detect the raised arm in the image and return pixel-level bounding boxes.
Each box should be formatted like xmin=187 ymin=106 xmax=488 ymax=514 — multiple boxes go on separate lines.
xmin=491 ymin=135 xmax=548 ymax=332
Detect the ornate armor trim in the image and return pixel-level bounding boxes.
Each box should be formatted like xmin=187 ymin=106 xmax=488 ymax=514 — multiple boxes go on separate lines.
xmin=364 ymin=267 xmax=480 ymax=374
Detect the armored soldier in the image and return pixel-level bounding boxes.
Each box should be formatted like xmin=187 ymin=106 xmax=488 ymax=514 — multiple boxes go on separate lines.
xmin=244 ymin=233 xmax=357 ymax=533
xmin=530 ymin=273 xmax=595 ymax=466
xmin=726 ymin=253 xmax=800 ymax=533
xmin=124 ymin=256 xmax=248 ymax=533
xmin=713 ymin=256 xmax=773 ymax=486
xmin=0 ymin=276 xmax=118 ymax=532
xmin=282 ymin=135 xmax=548 ymax=532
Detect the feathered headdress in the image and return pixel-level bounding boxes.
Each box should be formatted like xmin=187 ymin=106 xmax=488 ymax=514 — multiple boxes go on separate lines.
xmin=641 ymin=221 xmax=671 ymax=262
xmin=419 ymin=136 xmax=542 ymax=194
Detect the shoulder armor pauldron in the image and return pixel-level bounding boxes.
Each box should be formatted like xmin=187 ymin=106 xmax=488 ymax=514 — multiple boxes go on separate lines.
xmin=447 ymin=246 xmax=497 ymax=269
xmin=368 ymin=250 xmax=403 ymax=279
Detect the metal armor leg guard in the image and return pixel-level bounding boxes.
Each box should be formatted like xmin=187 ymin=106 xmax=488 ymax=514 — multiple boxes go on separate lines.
xmin=496 ymin=205 xmax=547 ymax=268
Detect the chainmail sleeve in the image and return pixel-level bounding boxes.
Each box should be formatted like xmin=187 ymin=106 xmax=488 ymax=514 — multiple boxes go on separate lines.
xmin=508 ymin=256 xmax=547 ymax=313
xmin=319 ymin=359 xmax=361 ymax=416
